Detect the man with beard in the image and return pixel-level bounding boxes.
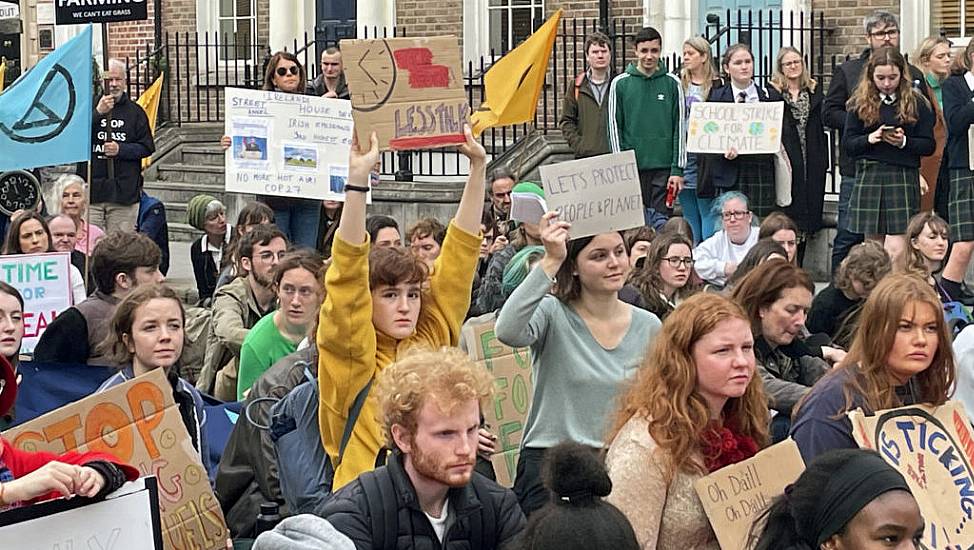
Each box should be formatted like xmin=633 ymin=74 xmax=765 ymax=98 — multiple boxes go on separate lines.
xmin=322 ymin=347 xmax=525 ymax=549
xmin=197 ymin=225 xmax=287 ymax=401
xmin=78 ymin=59 xmax=154 ymax=234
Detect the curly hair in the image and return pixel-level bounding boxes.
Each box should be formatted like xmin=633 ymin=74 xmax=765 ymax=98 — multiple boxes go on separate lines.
xmin=375 ymin=347 xmax=494 ymax=447
xmin=606 ymin=293 xmax=768 ymax=478
xmin=629 ymin=232 xmax=698 ymax=319
xmin=730 ymin=259 xmax=814 ymax=338
xmin=847 ymin=48 xmax=926 ymax=127
xmin=834 ymin=240 xmax=891 ymax=296
xmin=899 ymin=211 xmax=948 ymax=276
xmin=406 ymin=217 xmax=447 ymax=245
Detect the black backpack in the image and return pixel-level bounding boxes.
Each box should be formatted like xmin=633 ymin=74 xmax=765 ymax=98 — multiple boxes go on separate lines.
xmin=357 ymin=464 xmax=499 ymax=550
xmin=266 ymin=365 xmax=373 ymax=514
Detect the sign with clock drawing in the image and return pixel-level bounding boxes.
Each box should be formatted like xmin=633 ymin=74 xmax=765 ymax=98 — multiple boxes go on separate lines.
xmin=341 ymin=36 xmax=470 ymax=151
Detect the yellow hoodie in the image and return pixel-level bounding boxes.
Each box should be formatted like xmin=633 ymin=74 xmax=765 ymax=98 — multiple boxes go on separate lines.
xmin=317 ymin=221 xmax=481 ymax=489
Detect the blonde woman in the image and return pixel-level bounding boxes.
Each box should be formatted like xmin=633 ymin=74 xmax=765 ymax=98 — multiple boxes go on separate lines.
xmin=768 ymin=47 xmax=828 ymax=241
xmin=914 ymin=36 xmax=951 ymax=212
xmin=678 ymin=37 xmax=722 ymax=243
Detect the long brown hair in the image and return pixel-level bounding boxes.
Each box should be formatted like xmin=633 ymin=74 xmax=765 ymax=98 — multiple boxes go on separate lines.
xmin=847 ymin=48 xmax=923 ymax=126
xmin=799 ymin=273 xmax=954 ymax=417
xmin=607 ymin=293 xmax=768 ymax=477
xmin=629 ymin=232 xmax=698 ymax=317
xmin=730 ymin=259 xmax=814 ymax=339
xmin=899 ymin=211 xmax=949 ymax=276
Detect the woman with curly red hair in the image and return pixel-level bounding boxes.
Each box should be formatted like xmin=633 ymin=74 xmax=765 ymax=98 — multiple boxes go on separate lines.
xmin=604 ymin=293 xmax=768 ymax=549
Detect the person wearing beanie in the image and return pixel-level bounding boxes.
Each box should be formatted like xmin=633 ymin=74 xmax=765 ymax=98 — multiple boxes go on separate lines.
xmin=506 ymin=442 xmax=640 ymax=550
xmin=254 ymin=515 xmax=355 ymax=550
xmin=188 ymin=195 xmax=230 ymax=305
xmin=751 ymin=449 xmax=920 ymax=549
xmin=474 ymin=182 xmax=546 ymax=315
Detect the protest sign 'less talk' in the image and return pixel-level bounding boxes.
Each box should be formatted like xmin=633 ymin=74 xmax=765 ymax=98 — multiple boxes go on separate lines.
xmin=539 ymin=150 xmax=645 ymax=240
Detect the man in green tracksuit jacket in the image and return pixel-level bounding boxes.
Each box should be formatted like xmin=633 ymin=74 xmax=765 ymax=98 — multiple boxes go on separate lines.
xmin=607 ymin=26 xmax=685 ymax=223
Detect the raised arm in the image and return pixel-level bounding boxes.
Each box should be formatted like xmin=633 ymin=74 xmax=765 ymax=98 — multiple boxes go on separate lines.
xmin=337 ymin=131 xmax=380 ymax=245
xmin=452 ymin=125 xmax=487 ymax=234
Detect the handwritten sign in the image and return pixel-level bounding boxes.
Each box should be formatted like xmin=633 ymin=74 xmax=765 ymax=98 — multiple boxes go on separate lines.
xmin=687 ymin=102 xmax=784 ymax=154
xmin=0 ymin=478 xmax=163 ymax=549
xmin=0 ymin=252 xmax=72 ymax=354
xmin=850 ymin=401 xmax=974 ymax=549
xmin=3 ymin=369 xmax=229 ymax=550
xmin=539 ymin=150 xmax=644 ymax=239
xmin=224 ymin=87 xmax=354 ymax=201
xmin=462 ymin=320 xmax=533 ymax=488
xmin=341 ymin=36 xmax=469 ymax=151
xmin=695 ymin=438 xmax=805 ymax=550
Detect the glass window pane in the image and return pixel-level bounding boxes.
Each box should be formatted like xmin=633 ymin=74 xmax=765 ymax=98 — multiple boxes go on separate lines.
xmin=488 ymin=9 xmax=509 ymax=53
xmin=237 ymin=0 xmax=252 ymax=17
xmin=489 ymin=0 xmax=507 ymax=6
xmin=511 ymin=8 xmax=533 ymax=45
xmin=220 ymin=0 xmax=233 ymax=17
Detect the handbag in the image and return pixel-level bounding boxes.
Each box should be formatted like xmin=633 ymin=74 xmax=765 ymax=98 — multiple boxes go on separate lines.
xmin=774 ymin=146 xmax=793 ymax=207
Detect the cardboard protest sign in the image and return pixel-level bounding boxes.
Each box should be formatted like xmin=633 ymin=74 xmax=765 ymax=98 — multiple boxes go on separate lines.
xmin=694 ymin=438 xmax=805 ymax=550
xmin=0 ymin=252 xmax=72 ymax=354
xmin=687 ymin=102 xmax=784 ymax=155
xmin=462 ymin=320 xmax=533 ymax=488
xmin=850 ymin=401 xmax=974 ymax=549
xmin=539 ymin=150 xmax=644 ymax=239
xmin=225 ymin=87 xmax=355 ymax=201
xmin=3 ymin=369 xmax=229 ymax=550
xmin=341 ymin=36 xmax=469 ymax=151
xmin=0 ymin=477 xmax=163 ymax=549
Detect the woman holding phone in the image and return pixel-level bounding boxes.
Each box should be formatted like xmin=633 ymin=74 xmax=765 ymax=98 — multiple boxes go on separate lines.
xmin=844 ymin=48 xmax=935 ymax=261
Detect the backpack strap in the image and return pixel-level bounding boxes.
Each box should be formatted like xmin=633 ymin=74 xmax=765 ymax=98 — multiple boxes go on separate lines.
xmin=573 ymin=71 xmax=585 ymax=100
xmin=336 ymin=377 xmax=374 ymax=465
xmin=360 ymin=469 xmax=399 ymax=550
xmin=469 ymin=480 xmax=496 ymax=550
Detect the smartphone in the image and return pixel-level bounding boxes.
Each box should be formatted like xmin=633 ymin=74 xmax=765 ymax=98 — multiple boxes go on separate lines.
xmin=881 ymin=125 xmax=896 ymax=135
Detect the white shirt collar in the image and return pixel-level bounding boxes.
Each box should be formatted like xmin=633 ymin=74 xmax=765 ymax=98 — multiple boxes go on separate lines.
xmin=731 ymin=81 xmax=759 ymax=103
xmin=200 ymin=225 xmax=232 ymax=254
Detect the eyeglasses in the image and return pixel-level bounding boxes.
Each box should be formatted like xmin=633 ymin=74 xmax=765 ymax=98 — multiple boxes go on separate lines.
xmin=281 ymin=285 xmax=317 ymax=299
xmin=869 ymin=29 xmax=899 ymax=39
xmin=721 ymin=210 xmax=751 ymax=221
xmin=662 ymin=256 xmax=695 ymax=268
xmin=276 ymin=65 xmax=300 ymax=77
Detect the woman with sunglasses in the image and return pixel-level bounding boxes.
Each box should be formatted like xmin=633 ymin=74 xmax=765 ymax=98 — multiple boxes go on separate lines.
xmin=629 ymin=232 xmax=699 ymax=320
xmin=220 ymin=52 xmax=321 ymax=249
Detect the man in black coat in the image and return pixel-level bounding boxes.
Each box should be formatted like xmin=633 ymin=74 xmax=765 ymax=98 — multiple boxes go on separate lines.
xmin=306 ymin=47 xmax=350 ymax=99
xmin=78 ymin=58 xmax=154 ymax=235
xmin=320 ymin=348 xmax=525 ymax=550
xmin=823 ymin=10 xmax=927 ymax=274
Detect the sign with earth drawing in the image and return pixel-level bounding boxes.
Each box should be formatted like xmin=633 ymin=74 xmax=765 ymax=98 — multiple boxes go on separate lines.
xmin=686 ymin=101 xmax=784 ymax=155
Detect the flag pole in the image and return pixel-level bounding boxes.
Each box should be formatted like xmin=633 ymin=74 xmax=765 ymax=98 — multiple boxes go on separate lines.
xmin=84 ymin=162 xmax=92 ymax=297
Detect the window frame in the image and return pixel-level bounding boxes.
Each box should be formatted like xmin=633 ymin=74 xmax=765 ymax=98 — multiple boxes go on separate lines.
xmin=196 ymin=0 xmax=259 ymax=66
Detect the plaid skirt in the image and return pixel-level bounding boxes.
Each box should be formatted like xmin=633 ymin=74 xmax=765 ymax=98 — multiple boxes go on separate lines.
xmin=950 ymin=169 xmax=974 ymax=242
xmin=737 ymin=156 xmax=776 ymax=217
xmin=848 ymin=159 xmax=919 ymax=235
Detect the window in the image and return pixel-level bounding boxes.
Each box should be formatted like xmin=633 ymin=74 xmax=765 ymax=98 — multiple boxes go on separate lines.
xmin=933 ymin=0 xmax=974 ymax=37
xmin=217 ymin=0 xmax=257 ymax=61
xmin=487 ymin=0 xmax=544 ymax=54
xmin=38 ymin=26 xmax=54 ymax=51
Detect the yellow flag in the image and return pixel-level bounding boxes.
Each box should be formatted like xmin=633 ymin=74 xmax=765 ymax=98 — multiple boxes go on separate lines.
xmin=0 ymin=57 xmax=7 ymax=93
xmin=470 ymin=9 xmax=562 ymax=137
xmin=136 ymin=74 xmax=164 ymax=169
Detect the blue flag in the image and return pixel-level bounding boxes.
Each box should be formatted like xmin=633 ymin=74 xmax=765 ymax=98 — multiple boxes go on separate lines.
xmin=0 ymin=25 xmax=93 ymax=171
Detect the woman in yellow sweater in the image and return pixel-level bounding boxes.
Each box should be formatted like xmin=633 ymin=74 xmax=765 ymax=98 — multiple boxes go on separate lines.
xmin=318 ymin=127 xmax=488 ymax=489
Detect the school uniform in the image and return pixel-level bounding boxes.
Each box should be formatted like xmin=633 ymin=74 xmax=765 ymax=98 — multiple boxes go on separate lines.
xmin=942 ymin=72 xmax=974 ymax=242
xmin=698 ymin=82 xmax=776 ymax=216
xmin=843 ymin=92 xmax=936 ymax=235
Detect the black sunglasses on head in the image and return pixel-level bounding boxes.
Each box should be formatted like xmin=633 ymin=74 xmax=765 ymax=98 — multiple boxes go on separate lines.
xmin=276 ymin=65 xmax=299 ymax=77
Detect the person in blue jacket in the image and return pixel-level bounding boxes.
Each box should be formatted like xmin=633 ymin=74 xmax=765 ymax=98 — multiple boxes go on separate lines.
xmin=138 ymin=190 xmax=170 ymax=275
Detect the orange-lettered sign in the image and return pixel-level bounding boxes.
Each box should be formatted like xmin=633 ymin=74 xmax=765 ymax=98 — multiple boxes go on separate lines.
xmin=3 ymin=369 xmax=228 ymax=549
